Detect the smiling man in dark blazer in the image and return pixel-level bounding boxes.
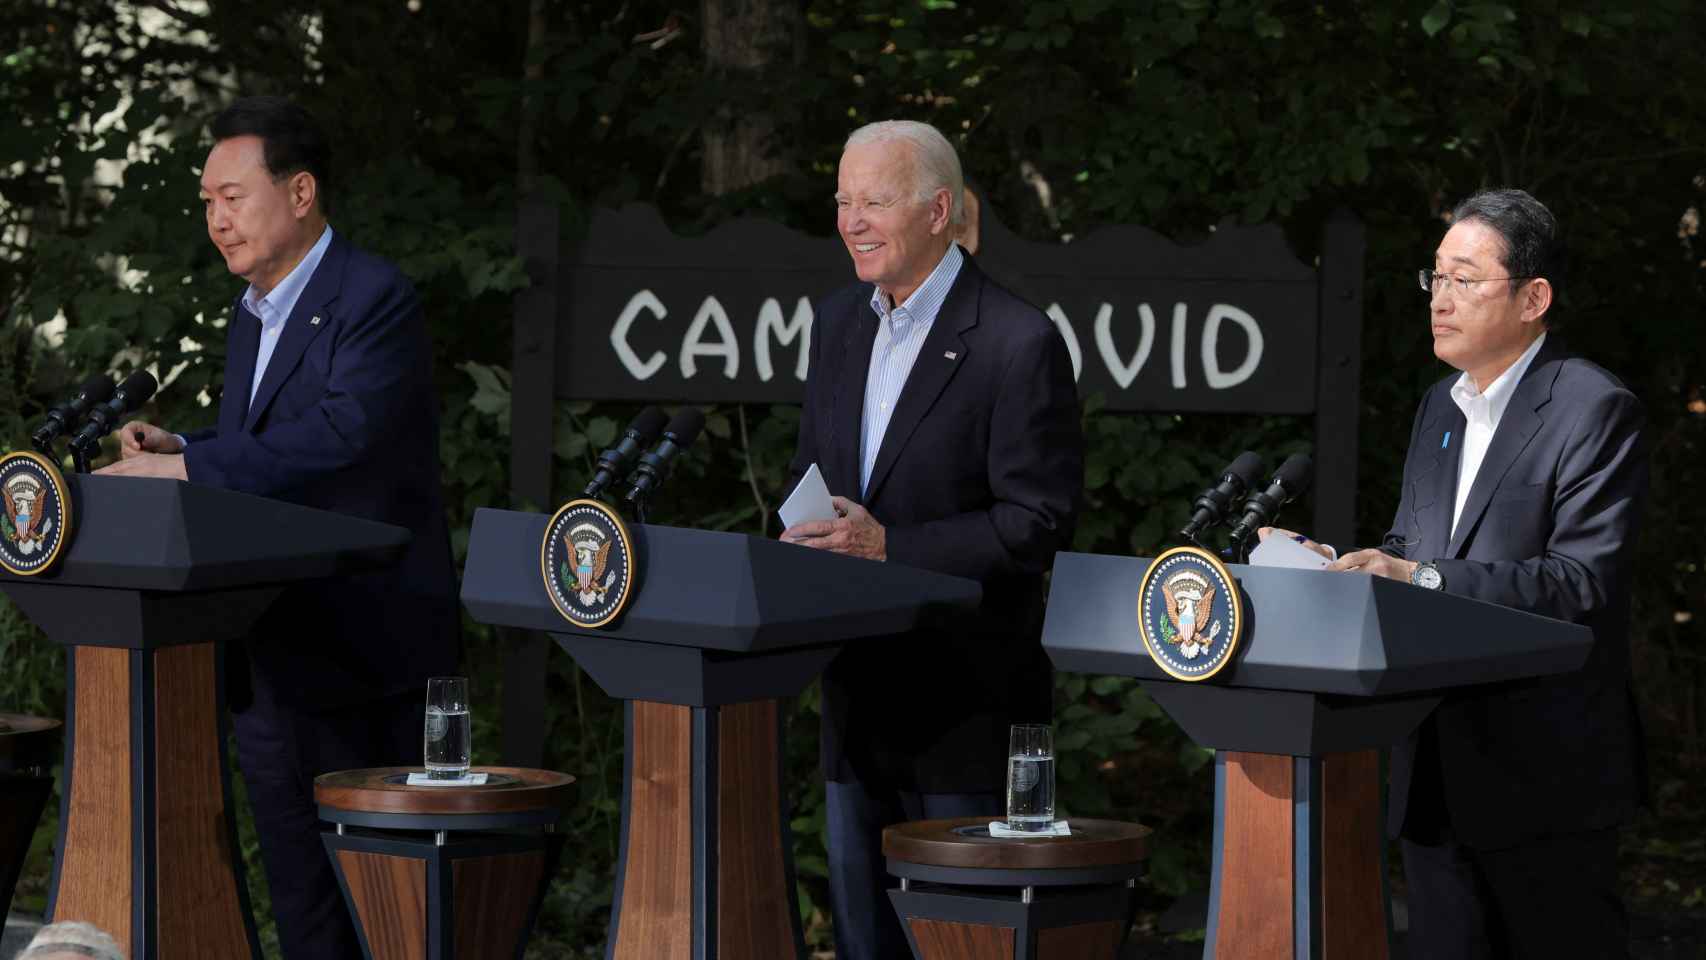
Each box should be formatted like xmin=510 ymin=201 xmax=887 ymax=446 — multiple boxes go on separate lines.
xmin=782 ymin=120 xmax=1083 ymax=960
xmin=98 ymin=97 xmax=459 ymax=960
xmin=1273 ymin=189 xmax=1647 ymax=957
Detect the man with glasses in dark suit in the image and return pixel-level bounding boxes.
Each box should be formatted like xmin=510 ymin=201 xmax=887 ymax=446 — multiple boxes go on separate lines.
xmin=1271 ymin=188 xmax=1646 ymax=957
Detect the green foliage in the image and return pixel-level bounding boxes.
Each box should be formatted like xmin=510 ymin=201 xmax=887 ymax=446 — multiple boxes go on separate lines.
xmin=2 ymin=0 xmax=1703 ymax=954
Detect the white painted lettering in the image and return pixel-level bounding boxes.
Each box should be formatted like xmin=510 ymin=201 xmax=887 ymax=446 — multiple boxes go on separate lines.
xmin=1169 ymin=303 xmax=1188 ymax=388
xmin=1094 ymin=303 xmax=1155 ymax=389
xmin=611 ymin=290 xmax=667 ymax=381
xmin=680 ymin=295 xmax=739 ymax=379
xmin=1045 ymin=303 xmax=1084 ymax=381
xmin=754 ymin=297 xmax=813 ymax=383
xmin=1201 ymin=304 xmax=1264 ymax=389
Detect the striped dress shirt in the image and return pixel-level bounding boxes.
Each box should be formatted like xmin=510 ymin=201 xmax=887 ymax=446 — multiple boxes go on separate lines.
xmin=859 ymin=243 xmax=964 ymax=494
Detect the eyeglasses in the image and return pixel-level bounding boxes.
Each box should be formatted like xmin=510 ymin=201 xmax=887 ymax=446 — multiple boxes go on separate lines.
xmin=1419 ymin=269 xmax=1534 ymax=297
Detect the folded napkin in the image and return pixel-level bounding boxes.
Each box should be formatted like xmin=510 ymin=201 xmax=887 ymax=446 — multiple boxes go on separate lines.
xmin=988 ymin=820 xmax=1070 ymax=838
xmin=405 ymin=772 xmax=489 ymax=786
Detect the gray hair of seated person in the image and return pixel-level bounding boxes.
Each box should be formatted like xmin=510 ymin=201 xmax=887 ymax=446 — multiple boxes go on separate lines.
xmin=844 ymin=120 xmax=966 ymax=226
xmin=19 ymin=921 xmax=126 ymax=960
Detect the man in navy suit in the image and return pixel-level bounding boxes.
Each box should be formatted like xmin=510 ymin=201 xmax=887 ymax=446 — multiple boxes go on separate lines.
xmin=782 ymin=120 xmax=1083 ymax=960
xmin=1272 ymin=189 xmax=1646 ymax=957
xmin=99 ymin=97 xmax=459 ymax=960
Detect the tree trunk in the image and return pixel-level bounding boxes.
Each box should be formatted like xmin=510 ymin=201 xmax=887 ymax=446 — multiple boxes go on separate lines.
xmin=700 ymin=0 xmax=801 ymax=195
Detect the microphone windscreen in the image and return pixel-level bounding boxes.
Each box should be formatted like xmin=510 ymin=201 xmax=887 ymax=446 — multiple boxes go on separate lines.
xmin=1226 ymin=451 xmax=1265 ymax=490
xmin=663 ymin=408 xmax=705 ymax=447
xmin=631 ymin=405 xmax=669 ymax=442
xmin=77 ymin=374 xmax=116 ymax=405
xmin=117 ymin=369 xmax=158 ymax=408
xmin=1274 ymin=453 xmax=1314 ymax=496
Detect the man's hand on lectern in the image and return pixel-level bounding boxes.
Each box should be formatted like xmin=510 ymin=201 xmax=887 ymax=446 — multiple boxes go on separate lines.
xmin=119 ymin=420 xmax=184 ymax=457
xmin=1326 ymin=547 xmax=1418 ymax=582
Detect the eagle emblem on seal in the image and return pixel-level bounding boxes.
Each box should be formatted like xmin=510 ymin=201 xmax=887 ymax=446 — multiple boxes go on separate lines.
xmin=1160 ymin=570 xmax=1222 ymax=660
xmin=2 ymin=472 xmax=52 ymax=555
xmin=564 ymin=522 xmax=618 ymax=608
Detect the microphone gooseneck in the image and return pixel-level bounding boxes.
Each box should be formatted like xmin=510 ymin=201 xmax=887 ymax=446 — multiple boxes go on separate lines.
xmin=584 ymin=406 xmax=668 ymax=498
xmin=69 ymin=369 xmax=159 ymax=453
xmin=624 ymin=408 xmax=707 ymax=506
xmin=1178 ymin=451 xmax=1265 ymax=544
xmin=1227 ymin=453 xmax=1315 ymax=549
xmin=32 ymin=373 xmax=116 ymax=455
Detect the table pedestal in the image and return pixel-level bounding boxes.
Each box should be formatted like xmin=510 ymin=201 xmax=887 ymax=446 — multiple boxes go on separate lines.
xmin=316 ymin=766 xmax=573 ymax=960
xmin=884 ymin=818 xmax=1151 ymax=960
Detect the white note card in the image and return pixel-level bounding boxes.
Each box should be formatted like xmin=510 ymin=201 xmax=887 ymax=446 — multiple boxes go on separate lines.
xmin=405 ymin=772 xmax=489 ymax=787
xmin=779 ymin=462 xmax=837 ymax=530
xmin=1248 ymin=533 xmax=1330 ymax=571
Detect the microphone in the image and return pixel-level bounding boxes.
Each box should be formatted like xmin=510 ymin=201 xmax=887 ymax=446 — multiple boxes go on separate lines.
xmin=31 ymin=374 xmax=116 ymax=452
xmin=69 ymin=369 xmax=158 ymax=451
xmin=1227 ymin=453 xmax=1314 ymax=547
xmin=624 ymin=408 xmax=706 ymax=503
xmin=1179 ymin=451 xmax=1265 ymax=542
xmin=584 ymin=406 xmax=668 ymax=498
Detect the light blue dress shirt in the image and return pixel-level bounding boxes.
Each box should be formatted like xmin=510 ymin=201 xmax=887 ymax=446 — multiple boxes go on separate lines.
xmin=240 ymin=225 xmax=334 ymax=404
xmin=859 ymin=243 xmax=964 ymax=494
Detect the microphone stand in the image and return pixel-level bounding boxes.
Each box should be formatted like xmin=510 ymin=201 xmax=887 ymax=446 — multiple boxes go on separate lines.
xmin=70 ymin=438 xmax=96 ymax=475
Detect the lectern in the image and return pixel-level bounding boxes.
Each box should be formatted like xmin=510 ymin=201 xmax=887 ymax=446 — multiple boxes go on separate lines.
xmin=1042 ymin=553 xmax=1592 ymax=960
xmin=460 ymin=507 xmax=982 ymax=960
xmin=0 ymin=475 xmax=411 ymax=960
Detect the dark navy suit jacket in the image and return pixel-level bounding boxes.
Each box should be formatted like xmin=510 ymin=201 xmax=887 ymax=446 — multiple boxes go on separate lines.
xmin=184 ymin=231 xmax=459 ymax=709
xmin=1380 ymin=336 xmax=1648 ymax=850
xmin=790 ymin=252 xmax=1083 ymax=793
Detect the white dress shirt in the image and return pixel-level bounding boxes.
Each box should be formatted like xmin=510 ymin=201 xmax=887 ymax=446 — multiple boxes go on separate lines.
xmin=1449 ymin=332 xmax=1548 ymax=536
xmin=858 ymin=243 xmax=964 ymax=494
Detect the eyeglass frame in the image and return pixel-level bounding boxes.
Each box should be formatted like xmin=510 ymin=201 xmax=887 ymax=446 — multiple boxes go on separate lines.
xmin=1419 ymin=268 xmax=1537 ymax=297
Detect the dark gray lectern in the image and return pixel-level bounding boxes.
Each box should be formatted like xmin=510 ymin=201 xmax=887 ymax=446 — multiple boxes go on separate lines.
xmin=0 ymin=475 xmax=410 ymax=960
xmin=460 ymin=507 xmax=981 ymax=960
xmin=1042 ymin=553 xmax=1592 ymax=960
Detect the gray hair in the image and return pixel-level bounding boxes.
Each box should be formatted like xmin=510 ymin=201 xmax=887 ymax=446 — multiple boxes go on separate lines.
xmin=844 ymin=120 xmax=965 ymax=225
xmin=20 ymin=922 xmax=126 ymax=960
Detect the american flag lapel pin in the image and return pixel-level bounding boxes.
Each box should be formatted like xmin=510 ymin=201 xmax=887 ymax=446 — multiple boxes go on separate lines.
xmin=944 ymin=350 xmax=957 ymax=360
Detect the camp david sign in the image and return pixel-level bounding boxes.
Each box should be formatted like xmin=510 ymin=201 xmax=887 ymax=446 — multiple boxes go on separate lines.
xmin=556 ymin=204 xmax=1325 ymax=414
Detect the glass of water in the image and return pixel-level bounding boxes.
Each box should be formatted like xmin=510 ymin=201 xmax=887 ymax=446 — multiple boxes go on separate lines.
xmin=1006 ymin=723 xmax=1056 ymax=832
xmin=424 ymin=676 xmax=471 ymax=780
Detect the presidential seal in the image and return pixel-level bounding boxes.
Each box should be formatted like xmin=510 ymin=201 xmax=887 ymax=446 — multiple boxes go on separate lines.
xmin=1137 ymin=545 xmax=1243 ymax=681
xmin=0 ymin=451 xmax=72 ymax=577
xmin=540 ymin=498 xmax=636 ymax=628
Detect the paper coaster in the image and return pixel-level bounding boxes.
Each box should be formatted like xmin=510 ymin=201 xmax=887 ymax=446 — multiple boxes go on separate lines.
xmin=988 ymin=820 xmax=1070 ymax=837
xmin=406 ymin=772 xmax=489 ymax=786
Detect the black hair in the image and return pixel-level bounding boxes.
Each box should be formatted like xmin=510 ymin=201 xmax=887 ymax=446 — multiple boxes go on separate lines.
xmin=1449 ymin=188 xmax=1566 ymax=321
xmin=210 ymin=96 xmax=331 ymax=208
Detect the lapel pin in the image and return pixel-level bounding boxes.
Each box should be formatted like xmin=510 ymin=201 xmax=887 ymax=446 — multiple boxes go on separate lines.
xmin=1441 ymin=430 xmax=1451 ymax=449
xmin=944 ymin=350 xmax=957 ymax=360
xmin=310 ymin=315 xmax=322 ymax=326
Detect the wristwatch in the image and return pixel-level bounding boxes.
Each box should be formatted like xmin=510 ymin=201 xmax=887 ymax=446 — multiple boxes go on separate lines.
xmin=1410 ymin=561 xmax=1444 ymax=591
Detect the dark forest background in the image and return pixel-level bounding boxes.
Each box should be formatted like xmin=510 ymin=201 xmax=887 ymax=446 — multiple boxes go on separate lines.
xmin=2 ymin=1 xmax=1703 ymax=955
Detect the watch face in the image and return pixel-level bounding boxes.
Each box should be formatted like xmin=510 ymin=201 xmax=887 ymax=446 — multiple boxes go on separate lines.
xmin=1414 ymin=564 xmax=1442 ymax=590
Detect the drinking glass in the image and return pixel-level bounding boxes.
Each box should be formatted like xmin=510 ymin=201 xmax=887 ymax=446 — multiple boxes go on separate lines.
xmin=424 ymin=676 xmax=471 ymax=780
xmin=1005 ymin=723 xmax=1055 ymax=832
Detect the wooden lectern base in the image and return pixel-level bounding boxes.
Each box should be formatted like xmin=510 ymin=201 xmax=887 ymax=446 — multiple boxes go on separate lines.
xmin=1208 ymin=750 xmax=1389 ymax=959
xmin=608 ymin=699 xmax=803 ymax=960
xmin=52 ymin=643 xmax=257 ymax=960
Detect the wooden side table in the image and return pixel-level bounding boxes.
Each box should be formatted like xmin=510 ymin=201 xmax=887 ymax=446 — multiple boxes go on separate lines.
xmin=882 ymin=817 xmax=1151 ymax=960
xmin=315 ymin=766 xmax=574 ymax=960
xmin=1 ymin=714 xmax=59 ymax=919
